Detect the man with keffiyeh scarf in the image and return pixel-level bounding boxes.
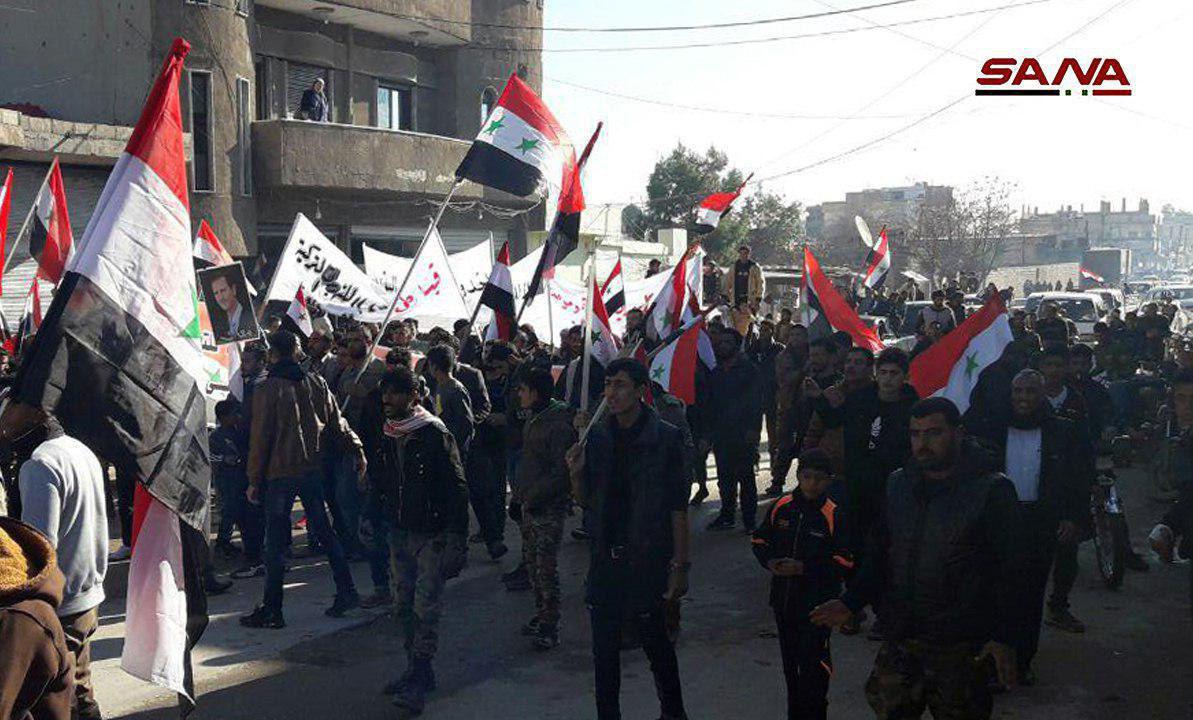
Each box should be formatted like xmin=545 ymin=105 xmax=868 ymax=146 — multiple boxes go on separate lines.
xmin=371 ymin=365 xmax=469 ymax=719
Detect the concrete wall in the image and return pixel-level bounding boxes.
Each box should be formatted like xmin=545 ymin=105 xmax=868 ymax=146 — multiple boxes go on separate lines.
xmin=0 ymin=0 xmax=154 ymax=126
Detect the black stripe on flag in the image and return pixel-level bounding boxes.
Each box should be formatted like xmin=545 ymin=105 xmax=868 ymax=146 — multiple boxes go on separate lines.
xmin=605 ymin=291 xmax=625 ymax=316
xmin=455 ymin=142 xmax=544 ymax=198
xmin=13 ymin=273 xmax=211 ymax=529
xmin=178 ymin=521 xmax=209 ymax=717
xmin=524 ymin=211 xmax=580 ymax=301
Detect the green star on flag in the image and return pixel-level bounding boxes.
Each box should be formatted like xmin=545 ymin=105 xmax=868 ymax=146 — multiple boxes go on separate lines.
xmin=183 ymin=287 xmax=201 ymax=340
xmin=515 ymin=137 xmax=539 ymax=154
xmin=591 ymin=328 xmax=602 ymax=343
xmin=651 ymin=365 xmax=665 ymax=380
xmin=484 ymin=118 xmax=504 ymax=135
xmin=964 ymin=352 xmax=980 ymax=378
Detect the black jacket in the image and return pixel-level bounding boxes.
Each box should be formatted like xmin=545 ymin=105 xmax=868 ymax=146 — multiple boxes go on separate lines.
xmin=818 ymin=383 xmax=917 ymax=485
xmin=582 ymin=408 xmax=688 ymax=608
xmin=752 ymin=492 xmax=853 ymax=614
xmin=842 ymin=441 xmax=1020 ymax=645
xmin=697 ymin=354 xmax=764 ymax=447
xmin=969 ymin=410 xmax=1090 ymax=527
xmin=432 ymin=377 xmax=474 ymax=456
xmin=371 ymin=420 xmax=469 ymax=535
xmin=746 ymin=339 xmax=784 ymax=402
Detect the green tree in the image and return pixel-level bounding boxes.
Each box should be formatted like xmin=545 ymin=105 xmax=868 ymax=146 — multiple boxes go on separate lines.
xmin=645 ymin=143 xmax=744 ymax=229
xmin=643 ymin=143 xmax=800 ymax=262
xmin=621 ymin=203 xmax=648 ymax=241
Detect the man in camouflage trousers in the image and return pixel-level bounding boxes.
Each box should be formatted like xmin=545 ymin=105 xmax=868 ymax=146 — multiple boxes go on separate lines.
xmin=512 ymin=364 xmax=577 ymax=650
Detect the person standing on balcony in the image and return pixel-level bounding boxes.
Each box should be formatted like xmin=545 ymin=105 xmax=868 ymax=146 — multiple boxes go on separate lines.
xmin=300 ymin=78 xmax=329 ymax=122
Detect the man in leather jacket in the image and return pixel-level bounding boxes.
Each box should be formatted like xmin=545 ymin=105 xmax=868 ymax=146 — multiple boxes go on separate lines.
xmin=371 ymin=366 xmax=469 ymax=718
xmin=812 ymin=397 xmax=1019 ymax=719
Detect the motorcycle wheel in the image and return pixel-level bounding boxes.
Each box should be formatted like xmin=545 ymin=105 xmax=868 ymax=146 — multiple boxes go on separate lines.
xmin=1093 ymin=511 xmax=1127 ymax=589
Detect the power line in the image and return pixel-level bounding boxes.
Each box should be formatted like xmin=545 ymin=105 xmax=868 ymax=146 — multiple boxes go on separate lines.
xmin=546 ymin=78 xmax=927 ymax=121
xmin=474 ymin=0 xmax=1061 ymax=53
xmin=405 ymin=0 xmax=930 ymax=33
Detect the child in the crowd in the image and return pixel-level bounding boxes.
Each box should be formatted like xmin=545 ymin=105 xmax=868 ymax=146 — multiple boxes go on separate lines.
xmin=752 ymin=448 xmax=853 ymax=720
xmin=211 ymin=398 xmax=250 ymax=559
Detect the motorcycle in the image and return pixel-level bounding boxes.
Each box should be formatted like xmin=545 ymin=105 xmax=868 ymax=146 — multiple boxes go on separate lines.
xmin=1091 ymin=469 xmax=1129 ymax=589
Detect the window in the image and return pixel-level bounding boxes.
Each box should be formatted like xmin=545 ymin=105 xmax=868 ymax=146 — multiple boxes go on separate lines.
xmin=189 ymin=70 xmax=214 ymax=192
xmin=480 ymin=86 xmax=497 ymax=127
xmin=376 ymin=84 xmax=412 ymax=131
xmin=254 ymin=60 xmax=269 ymax=120
xmin=236 ymin=77 xmax=252 ymax=196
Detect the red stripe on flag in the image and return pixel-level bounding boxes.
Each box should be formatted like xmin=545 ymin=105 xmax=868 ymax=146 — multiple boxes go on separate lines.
xmin=496 ymin=73 xmax=567 ymax=145
xmin=668 ymin=322 xmax=701 ymax=405
xmin=909 ymin=292 xmax=1007 ymax=398
xmin=124 ymin=38 xmax=191 ymax=211
xmin=804 ymin=247 xmax=884 ymax=352
xmin=0 ymin=169 xmax=11 ymax=296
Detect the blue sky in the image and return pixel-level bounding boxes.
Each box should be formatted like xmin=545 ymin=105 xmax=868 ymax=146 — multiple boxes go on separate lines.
xmin=541 ymin=0 xmax=1191 ymax=215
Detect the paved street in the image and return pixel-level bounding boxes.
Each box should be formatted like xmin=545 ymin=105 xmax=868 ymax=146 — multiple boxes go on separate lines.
xmin=96 ymin=459 xmax=1192 ymax=720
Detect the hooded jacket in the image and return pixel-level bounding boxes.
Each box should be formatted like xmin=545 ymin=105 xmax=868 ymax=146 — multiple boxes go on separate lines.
xmin=0 ymin=517 xmax=72 ymax=720
xmin=248 ymin=359 xmax=363 ymax=486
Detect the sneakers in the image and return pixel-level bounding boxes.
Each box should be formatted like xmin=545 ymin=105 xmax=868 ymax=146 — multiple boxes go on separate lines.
xmin=706 ymin=514 xmax=735 ymax=532
xmin=689 ymin=486 xmax=709 ymax=506
xmin=383 ymin=656 xmax=435 ymax=696
xmin=1045 ymin=607 xmax=1086 ymax=633
xmin=360 ymin=590 xmax=393 ymax=609
xmin=230 ymin=563 xmax=265 ymax=580
xmin=532 ymin=624 xmax=560 ymax=650
xmin=325 ymin=591 xmax=360 ymax=618
xmin=487 ymin=542 xmax=509 ymax=561
xmin=108 ymin=545 xmax=132 ymax=562
xmin=240 ymin=606 xmax=285 ymax=629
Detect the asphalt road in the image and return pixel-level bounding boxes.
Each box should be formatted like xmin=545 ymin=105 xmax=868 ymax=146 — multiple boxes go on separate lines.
xmin=95 ymin=459 xmax=1191 ymax=720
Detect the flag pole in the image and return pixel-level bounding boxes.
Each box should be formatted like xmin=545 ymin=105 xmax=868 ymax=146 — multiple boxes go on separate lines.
xmin=578 ymin=240 xmax=598 ymax=413
xmin=354 ymin=178 xmax=463 ymax=386
xmin=3 ymin=159 xmax=57 ymax=277
xmin=545 ymin=276 xmax=556 ymax=350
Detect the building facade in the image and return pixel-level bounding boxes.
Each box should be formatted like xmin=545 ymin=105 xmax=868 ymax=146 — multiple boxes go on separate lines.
xmin=0 ymin=0 xmax=546 ymax=286
xmin=1017 ymin=198 xmax=1158 ymax=272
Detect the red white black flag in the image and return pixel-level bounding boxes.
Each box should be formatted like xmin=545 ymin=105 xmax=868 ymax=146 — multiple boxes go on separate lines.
xmin=694 ymin=174 xmax=751 ymax=234
xmin=862 ymin=227 xmax=891 ymax=290
xmin=286 ymin=285 xmax=313 ymax=337
xmin=29 ymin=157 xmax=73 ymax=284
xmin=601 ymin=257 xmax=625 ymax=316
xmin=482 ymin=241 xmax=516 ymax=341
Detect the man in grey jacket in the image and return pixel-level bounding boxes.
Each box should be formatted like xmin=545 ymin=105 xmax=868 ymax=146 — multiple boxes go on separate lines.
xmin=1 ymin=401 xmax=107 ymax=719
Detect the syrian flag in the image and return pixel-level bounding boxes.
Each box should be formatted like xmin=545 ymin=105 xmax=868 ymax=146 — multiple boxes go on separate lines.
xmin=801 ymin=246 xmax=884 ymax=352
xmin=481 ymin=241 xmax=516 ymax=341
xmin=649 ymin=318 xmax=716 ymax=405
xmin=0 ymin=168 xmax=12 ymax=295
xmin=1079 ymin=266 xmax=1105 ymax=284
xmin=193 ymin=219 xmax=233 ymax=268
xmin=588 ymin=277 xmax=619 ymax=366
xmin=18 ymin=279 xmax=43 ymax=341
xmin=694 ymin=174 xmax=751 ymax=234
xmin=648 ymin=245 xmax=704 ymax=339
xmin=632 ymin=344 xmax=655 ymax=406
xmin=12 ymin=38 xmax=209 ymax=711
xmin=909 ymin=292 xmax=1012 ymax=414
xmin=523 ymin=123 xmax=602 ymax=303
xmin=456 ymin=73 xmax=575 ymax=198
xmin=286 ymin=285 xmax=313 ymax=337
xmin=29 ymin=157 xmax=74 ymax=284
xmin=601 ymin=257 xmax=625 ymax=316
xmin=861 ymin=227 xmax=891 ymax=290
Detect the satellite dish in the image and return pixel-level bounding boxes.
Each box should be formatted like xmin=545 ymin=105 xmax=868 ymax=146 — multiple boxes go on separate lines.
xmin=855 ymin=215 xmax=875 ymax=249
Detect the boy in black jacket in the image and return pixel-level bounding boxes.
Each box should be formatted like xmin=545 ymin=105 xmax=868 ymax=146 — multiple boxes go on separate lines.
xmin=752 ymin=449 xmax=853 ymax=720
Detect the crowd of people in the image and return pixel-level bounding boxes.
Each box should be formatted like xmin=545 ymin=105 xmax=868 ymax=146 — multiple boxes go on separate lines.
xmin=0 ymin=248 xmax=1191 ymax=720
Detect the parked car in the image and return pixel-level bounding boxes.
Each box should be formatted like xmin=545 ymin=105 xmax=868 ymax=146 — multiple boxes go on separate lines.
xmin=1025 ymin=292 xmax=1108 ymax=338
xmin=1087 ymin=288 xmax=1126 ymax=312
xmin=1146 ymin=285 xmax=1193 ymax=304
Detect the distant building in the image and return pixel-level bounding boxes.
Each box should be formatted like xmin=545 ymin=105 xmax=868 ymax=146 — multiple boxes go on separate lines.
xmin=805 ymin=182 xmax=953 ymax=264
xmin=0 ymin=0 xmax=547 ymax=317
xmin=1017 ymin=198 xmax=1158 ymax=271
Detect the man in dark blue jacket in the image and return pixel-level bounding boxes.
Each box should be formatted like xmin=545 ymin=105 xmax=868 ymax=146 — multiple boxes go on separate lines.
xmin=701 ymin=326 xmax=764 ymax=532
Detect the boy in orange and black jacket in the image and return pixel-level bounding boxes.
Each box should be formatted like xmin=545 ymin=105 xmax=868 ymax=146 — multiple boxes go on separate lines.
xmin=752 ymin=448 xmax=854 ymax=720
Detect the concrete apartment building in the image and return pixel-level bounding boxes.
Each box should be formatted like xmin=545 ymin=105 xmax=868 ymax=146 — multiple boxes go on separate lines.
xmin=805 ymin=182 xmax=954 ymax=255
xmin=0 ymin=0 xmax=546 ymax=313
xmin=1017 ymin=199 xmax=1159 ymax=271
